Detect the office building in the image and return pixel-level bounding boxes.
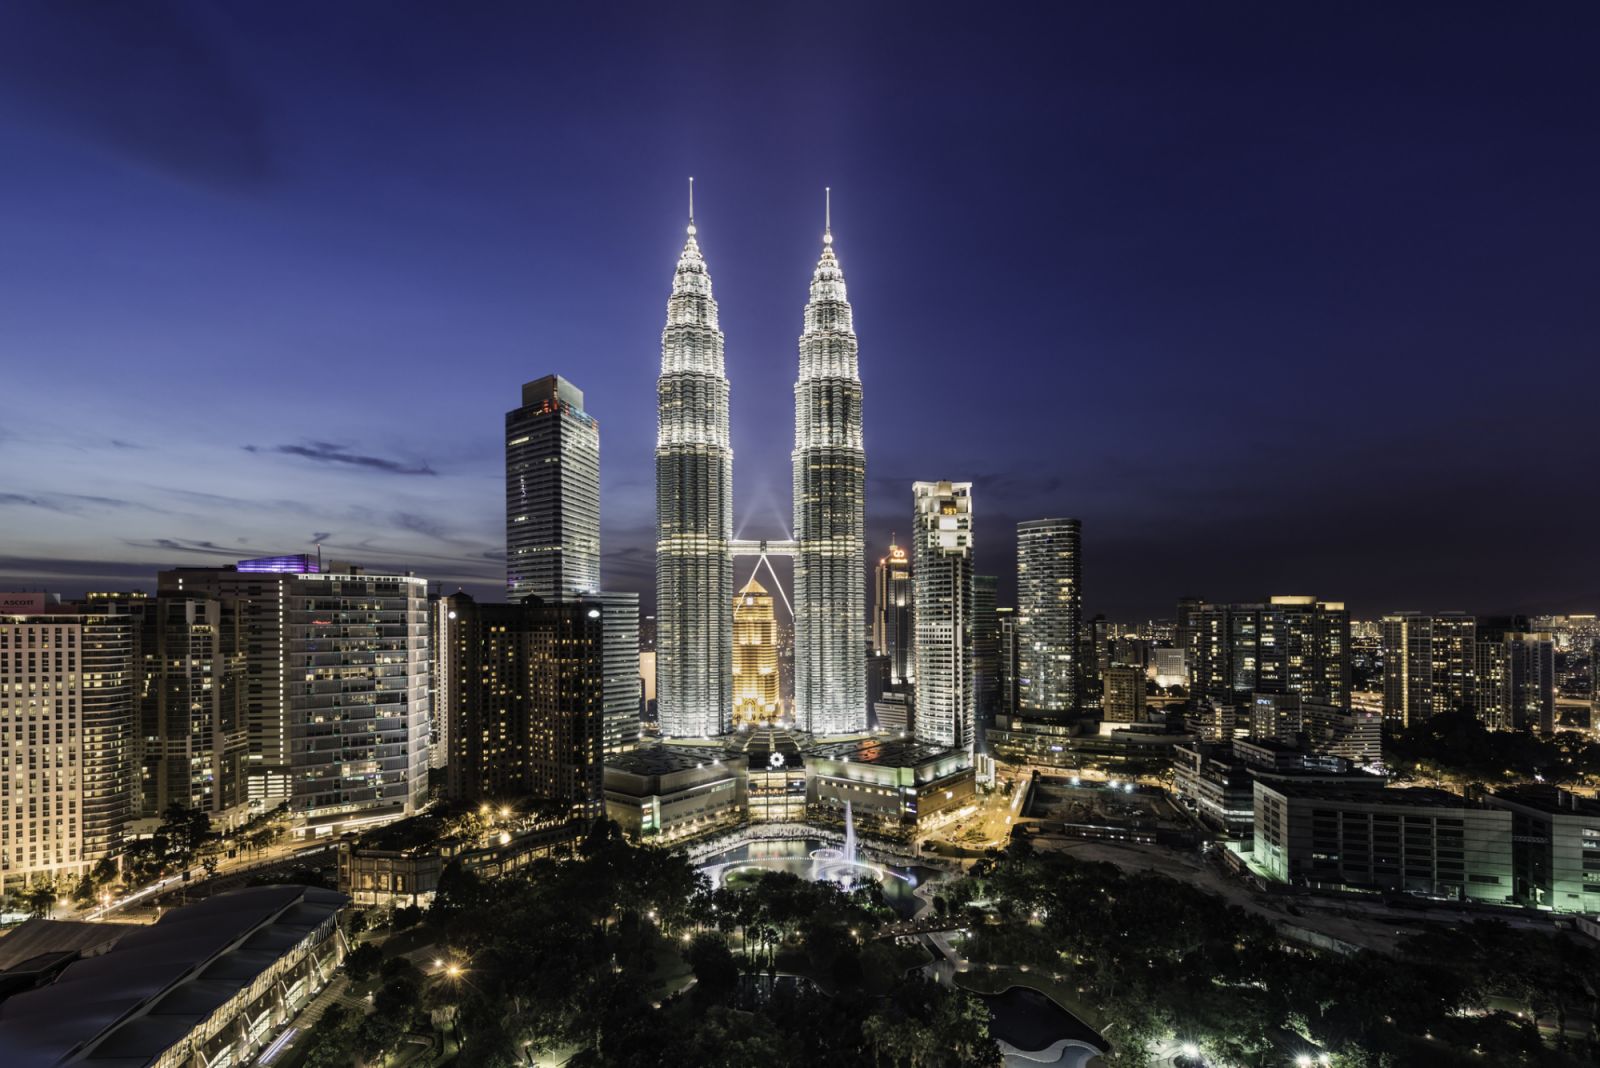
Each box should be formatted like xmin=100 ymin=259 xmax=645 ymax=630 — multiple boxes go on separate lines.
xmin=286 ymin=570 xmax=429 ymax=836
xmin=1016 ymin=518 xmax=1082 ymax=716
xmin=873 ymin=537 xmax=913 ymax=687
xmin=1381 ymin=611 xmax=1476 ymax=726
xmin=505 ymin=375 xmax=601 ymax=601
xmin=1102 ymin=664 xmax=1147 ymax=724
xmin=427 ymin=593 xmax=450 ymax=771
xmin=1 ymin=597 xmax=136 ymax=892
xmin=996 ymin=607 xmax=1018 ymax=717
xmin=792 ymin=200 xmax=868 ymax=735
xmin=603 ymin=746 xmax=747 ymax=841
xmin=1249 ymin=693 xmax=1302 ymax=744
xmin=1301 ymin=703 xmax=1382 ymax=765
xmin=874 ymin=692 xmax=913 ymax=734
xmin=438 ymin=592 xmax=617 ymax=817
xmin=912 ymin=481 xmax=974 ymax=750
xmin=1253 ymin=781 xmax=1513 ymax=902
xmin=732 ymin=576 xmax=781 ymax=728
xmin=655 ymin=197 xmax=734 ymax=738
xmin=1153 ymin=646 xmax=1187 ymax=690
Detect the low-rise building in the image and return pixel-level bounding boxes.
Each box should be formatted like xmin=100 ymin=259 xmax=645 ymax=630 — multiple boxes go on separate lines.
xmin=337 ymin=810 xmax=579 ymax=907
xmin=1173 ymin=742 xmax=1381 ymax=839
xmin=805 ymin=737 xmax=974 ymax=836
xmin=1302 ymin=703 xmax=1381 ymax=765
xmin=603 ymin=746 xmax=747 ymax=841
xmin=0 ymin=885 xmax=345 ymax=1068
xmin=1253 ymin=781 xmax=1513 ymax=903
xmin=1483 ymin=785 xmax=1600 ymax=912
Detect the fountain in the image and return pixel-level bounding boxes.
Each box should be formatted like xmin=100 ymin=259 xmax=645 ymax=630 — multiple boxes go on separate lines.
xmin=807 ymin=802 xmax=876 ymax=888
xmin=843 ymin=800 xmax=857 ymax=869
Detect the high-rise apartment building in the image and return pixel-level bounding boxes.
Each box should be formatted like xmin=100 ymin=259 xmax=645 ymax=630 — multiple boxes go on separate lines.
xmin=792 ymin=202 xmax=867 ymax=735
xmin=873 ymin=537 xmax=913 ymax=688
xmin=1 ymin=597 xmax=135 ymax=892
xmin=285 ymin=571 xmax=429 ymax=835
xmin=732 ymin=577 xmax=781 ymax=727
xmin=149 ymin=594 xmax=249 ymax=818
xmin=972 ymin=575 xmax=1000 ymax=732
xmin=1102 ymin=664 xmax=1147 ymax=724
xmin=506 ymin=375 xmax=601 ymax=601
xmin=438 ymin=592 xmax=610 ymax=816
xmin=655 ymin=199 xmax=733 ymax=738
xmin=1474 ymin=628 xmax=1555 ymax=734
xmin=1015 ymin=518 xmax=1082 ymax=717
xmin=1186 ymin=597 xmax=1350 ymax=710
xmin=912 ymin=481 xmax=973 ymax=750
xmin=996 ymin=607 xmax=1018 ymax=718
xmin=1381 ymin=612 xmax=1475 ymax=727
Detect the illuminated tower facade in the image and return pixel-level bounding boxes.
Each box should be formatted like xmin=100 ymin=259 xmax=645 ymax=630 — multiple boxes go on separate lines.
xmin=874 ymin=537 xmax=913 ymax=687
xmin=732 ymin=576 xmax=781 ymax=727
xmin=655 ymin=186 xmax=734 ymax=737
xmin=793 ymin=192 xmax=868 ymax=734
xmin=506 ymin=375 xmax=600 ymax=601
xmin=912 ymin=481 xmax=974 ymax=750
xmin=1016 ymin=518 xmax=1082 ymax=717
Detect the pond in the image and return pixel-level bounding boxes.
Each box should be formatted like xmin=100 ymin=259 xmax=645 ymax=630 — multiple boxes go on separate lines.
xmin=696 ymin=837 xmax=941 ymax=919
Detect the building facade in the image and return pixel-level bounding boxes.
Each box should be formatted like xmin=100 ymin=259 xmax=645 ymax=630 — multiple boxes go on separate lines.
xmin=912 ymin=481 xmax=974 ymax=750
xmin=1186 ymin=597 xmax=1350 ymax=711
xmin=505 ymin=375 xmax=601 ymax=602
xmin=285 ymin=571 xmax=429 ymax=836
xmin=792 ymin=207 xmax=867 ymax=735
xmin=1473 ymin=630 xmax=1555 ymax=734
xmin=873 ymin=538 xmax=913 ymax=688
xmin=1380 ymin=612 xmax=1476 ymax=726
xmin=1016 ymin=518 xmax=1082 ymax=717
xmin=149 ymin=595 xmax=249 ymax=818
xmin=655 ymin=205 xmax=734 ymax=739
xmin=732 ymin=577 xmax=781 ymax=727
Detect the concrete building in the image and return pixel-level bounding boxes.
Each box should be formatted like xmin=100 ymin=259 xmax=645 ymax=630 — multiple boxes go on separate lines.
xmin=0 ymin=885 xmax=345 ymax=1068
xmin=1253 ymin=781 xmax=1514 ymax=902
xmin=1186 ymin=597 xmax=1350 ymax=710
xmin=603 ymin=746 xmax=747 ymax=841
xmin=912 ymin=481 xmax=974 ymax=750
xmin=1381 ymin=611 xmax=1475 ymax=727
xmin=1302 ymin=703 xmax=1382 ymax=765
xmin=1474 ymin=630 xmax=1555 ymax=734
xmin=996 ymin=607 xmax=1018 ymax=717
xmin=792 ymin=202 xmax=868 ymax=736
xmin=972 ymin=575 xmax=1000 ymax=733
xmin=1 ymin=598 xmax=136 ymax=892
xmin=1015 ymin=518 xmax=1082 ymax=717
xmin=148 ymin=594 xmax=250 ymax=821
xmin=1483 ymin=785 xmax=1600 ymax=912
xmin=1173 ymin=741 xmax=1382 ymax=838
xmin=1101 ymin=664 xmax=1146 ymax=724
xmin=1152 ymin=646 xmax=1187 ymax=690
xmin=805 ymin=737 xmax=975 ymax=836
xmin=505 ymin=374 xmax=601 ymax=602
xmin=873 ymin=537 xmax=913 ymax=688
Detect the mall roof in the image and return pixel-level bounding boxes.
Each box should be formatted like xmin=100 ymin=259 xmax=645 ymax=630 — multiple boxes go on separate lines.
xmin=0 ymin=919 xmax=140 ymax=972
xmin=0 ymin=884 xmax=346 ymax=1068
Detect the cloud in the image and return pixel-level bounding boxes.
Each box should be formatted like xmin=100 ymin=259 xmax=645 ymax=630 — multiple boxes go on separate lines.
xmin=392 ymin=512 xmax=450 ymax=540
xmin=0 ymin=492 xmax=148 ymax=515
xmin=125 ymin=538 xmax=245 ymax=558
xmin=244 ymin=441 xmax=436 ymax=476
xmin=109 ymin=439 xmax=142 ymax=449
xmin=311 ymin=532 xmax=332 ymax=544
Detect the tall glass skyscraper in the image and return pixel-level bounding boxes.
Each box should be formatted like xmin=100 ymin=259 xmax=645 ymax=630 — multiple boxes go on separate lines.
xmin=1016 ymin=518 xmax=1082 ymax=717
xmin=655 ymin=196 xmax=733 ymax=738
xmin=912 ymin=481 xmax=974 ymax=750
xmin=793 ymin=199 xmax=867 ymax=735
xmin=873 ymin=537 xmax=913 ymax=687
xmin=506 ymin=374 xmax=600 ymax=601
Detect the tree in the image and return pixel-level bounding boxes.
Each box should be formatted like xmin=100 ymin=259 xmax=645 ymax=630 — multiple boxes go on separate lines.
xmin=23 ymin=881 xmax=58 ymax=917
xmin=685 ymin=932 xmax=739 ymax=1004
xmin=344 ymin=942 xmax=383 ymax=982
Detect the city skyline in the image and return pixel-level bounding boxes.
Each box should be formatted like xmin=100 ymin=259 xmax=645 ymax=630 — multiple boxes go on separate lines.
xmin=3 ymin=5 xmax=1600 ymax=620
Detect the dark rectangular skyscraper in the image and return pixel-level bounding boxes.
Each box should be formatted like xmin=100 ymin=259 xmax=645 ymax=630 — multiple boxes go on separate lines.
xmin=507 ymin=375 xmax=601 ymax=601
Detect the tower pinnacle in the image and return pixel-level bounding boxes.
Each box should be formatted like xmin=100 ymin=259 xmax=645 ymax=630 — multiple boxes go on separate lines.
xmin=823 ymin=186 xmax=832 ymax=246
xmin=687 ymin=176 xmax=696 ymax=235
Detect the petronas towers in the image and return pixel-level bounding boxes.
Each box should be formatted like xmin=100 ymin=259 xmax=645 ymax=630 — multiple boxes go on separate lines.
xmin=656 ymin=187 xmax=866 ymax=738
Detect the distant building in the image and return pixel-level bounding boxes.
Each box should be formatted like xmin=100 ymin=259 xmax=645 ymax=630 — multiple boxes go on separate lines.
xmin=1484 ymin=785 xmax=1600 ymax=911
xmin=873 ymin=537 xmax=913 ymax=687
xmin=912 ymin=481 xmax=974 ymax=750
xmin=1101 ymin=665 xmax=1147 ymax=724
xmin=1185 ymin=701 xmax=1236 ymax=742
xmin=1186 ymin=597 xmax=1349 ymax=710
xmin=1474 ymin=629 xmax=1555 ymax=734
xmin=1301 ymin=703 xmax=1382 ymax=766
xmin=1152 ymin=646 xmax=1188 ymax=689
xmin=971 ymin=575 xmax=1000 ymax=733
xmin=874 ymin=692 xmax=913 ymax=734
xmin=149 ymin=593 xmax=249 ymax=818
xmin=603 ymin=746 xmax=746 ymax=841
xmin=1016 ymin=518 xmax=1082 ymax=717
xmin=506 ymin=374 xmax=601 ymax=602
xmin=1249 ymin=692 xmax=1302 ymax=744
xmin=996 ymin=607 xmax=1018 ymax=717
xmin=732 ymin=577 xmax=781 ymax=727
xmin=1381 ymin=611 xmax=1476 ymax=726
xmin=1 ymin=600 xmax=136 ymax=892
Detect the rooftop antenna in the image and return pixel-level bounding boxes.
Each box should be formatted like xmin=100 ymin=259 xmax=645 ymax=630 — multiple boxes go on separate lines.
xmin=687 ymin=176 xmax=695 ymax=235
xmin=823 ymin=186 xmax=832 ymax=245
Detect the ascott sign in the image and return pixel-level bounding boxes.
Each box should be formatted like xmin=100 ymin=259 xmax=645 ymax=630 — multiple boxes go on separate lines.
xmin=0 ymin=593 xmax=48 ymax=613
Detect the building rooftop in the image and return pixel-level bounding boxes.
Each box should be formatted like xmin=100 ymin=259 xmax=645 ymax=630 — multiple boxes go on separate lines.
xmin=1263 ymin=783 xmax=1484 ymax=808
xmin=1490 ymin=784 xmax=1600 ymax=817
xmin=0 ymin=885 xmax=345 ymax=1068
xmin=606 ymin=744 xmax=735 ymax=777
xmin=0 ymin=919 xmax=140 ymax=972
xmin=805 ymin=736 xmax=959 ymax=768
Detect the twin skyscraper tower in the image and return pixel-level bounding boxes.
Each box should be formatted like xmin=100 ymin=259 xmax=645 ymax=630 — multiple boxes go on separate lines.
xmin=657 ymin=184 xmax=867 ymax=738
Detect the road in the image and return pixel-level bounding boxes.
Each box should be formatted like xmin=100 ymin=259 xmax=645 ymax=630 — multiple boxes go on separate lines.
xmin=82 ymin=841 xmax=335 ymax=921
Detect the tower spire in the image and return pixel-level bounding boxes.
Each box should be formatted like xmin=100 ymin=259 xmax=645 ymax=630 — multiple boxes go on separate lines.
xmin=687 ymin=176 xmax=696 ymax=235
xmin=823 ymin=186 xmax=832 ymax=246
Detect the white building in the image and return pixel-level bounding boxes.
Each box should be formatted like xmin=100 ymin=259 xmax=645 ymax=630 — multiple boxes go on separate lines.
xmin=793 ymin=198 xmax=867 ymax=735
xmin=912 ymin=481 xmax=974 ymax=751
xmin=1016 ymin=518 xmax=1082 ymax=716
